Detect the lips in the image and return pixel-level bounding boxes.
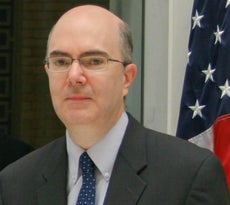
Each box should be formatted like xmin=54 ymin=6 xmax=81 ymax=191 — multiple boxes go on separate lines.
xmin=65 ymin=94 xmax=91 ymax=101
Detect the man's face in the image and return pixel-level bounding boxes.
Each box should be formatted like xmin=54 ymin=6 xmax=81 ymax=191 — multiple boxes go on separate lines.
xmin=45 ymin=9 xmax=136 ymax=129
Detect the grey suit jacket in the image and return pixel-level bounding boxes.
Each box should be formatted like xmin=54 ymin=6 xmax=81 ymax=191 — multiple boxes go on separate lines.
xmin=0 ymin=115 xmax=229 ymax=205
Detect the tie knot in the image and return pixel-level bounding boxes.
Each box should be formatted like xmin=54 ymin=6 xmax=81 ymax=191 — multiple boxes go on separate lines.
xmin=79 ymin=152 xmax=95 ymax=175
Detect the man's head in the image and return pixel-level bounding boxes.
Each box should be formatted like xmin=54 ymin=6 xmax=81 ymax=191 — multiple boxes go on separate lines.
xmin=46 ymin=6 xmax=133 ymax=66
xmin=44 ymin=5 xmax=137 ymax=133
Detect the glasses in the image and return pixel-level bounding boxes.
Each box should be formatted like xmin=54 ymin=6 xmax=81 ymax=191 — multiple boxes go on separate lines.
xmin=44 ymin=56 xmax=130 ymax=72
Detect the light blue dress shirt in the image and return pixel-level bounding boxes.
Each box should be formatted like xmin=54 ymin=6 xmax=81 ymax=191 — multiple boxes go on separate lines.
xmin=66 ymin=112 xmax=128 ymax=205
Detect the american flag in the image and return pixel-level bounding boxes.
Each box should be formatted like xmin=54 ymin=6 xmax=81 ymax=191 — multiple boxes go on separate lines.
xmin=176 ymin=0 xmax=230 ymax=188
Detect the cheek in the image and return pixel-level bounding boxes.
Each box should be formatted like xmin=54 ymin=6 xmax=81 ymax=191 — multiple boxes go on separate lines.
xmin=100 ymin=75 xmax=125 ymax=100
xmin=48 ymin=75 xmax=65 ymax=102
xmin=49 ymin=79 xmax=59 ymax=96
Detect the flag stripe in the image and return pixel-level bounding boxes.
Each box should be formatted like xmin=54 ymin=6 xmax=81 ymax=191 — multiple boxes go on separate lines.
xmin=214 ymin=114 xmax=230 ymax=187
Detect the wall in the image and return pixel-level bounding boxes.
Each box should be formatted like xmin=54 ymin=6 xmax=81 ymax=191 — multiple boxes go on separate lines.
xmin=0 ymin=1 xmax=14 ymax=134
xmin=110 ymin=0 xmax=144 ymax=122
xmin=144 ymin=0 xmax=193 ymax=135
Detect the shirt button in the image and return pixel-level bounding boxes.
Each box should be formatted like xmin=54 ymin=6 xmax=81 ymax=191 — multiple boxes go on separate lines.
xmin=104 ymin=172 xmax=110 ymax=181
xmin=73 ymin=176 xmax=77 ymax=183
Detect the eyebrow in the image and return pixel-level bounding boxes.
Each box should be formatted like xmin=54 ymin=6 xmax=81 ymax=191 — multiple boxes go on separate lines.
xmin=80 ymin=50 xmax=109 ymax=58
xmin=48 ymin=50 xmax=110 ymax=58
xmin=49 ymin=50 xmax=70 ymax=57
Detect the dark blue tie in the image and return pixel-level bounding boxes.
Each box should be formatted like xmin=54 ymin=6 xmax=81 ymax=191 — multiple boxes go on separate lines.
xmin=76 ymin=152 xmax=96 ymax=205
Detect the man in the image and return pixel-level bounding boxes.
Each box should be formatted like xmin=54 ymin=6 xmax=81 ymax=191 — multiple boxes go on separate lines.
xmin=0 ymin=5 xmax=229 ymax=205
xmin=0 ymin=133 xmax=33 ymax=170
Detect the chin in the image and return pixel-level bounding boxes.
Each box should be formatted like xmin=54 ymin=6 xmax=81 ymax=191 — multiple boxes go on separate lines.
xmin=63 ymin=112 xmax=96 ymax=125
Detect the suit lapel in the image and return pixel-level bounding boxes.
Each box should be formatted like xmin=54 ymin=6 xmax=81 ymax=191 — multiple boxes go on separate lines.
xmin=104 ymin=115 xmax=147 ymax=205
xmin=36 ymin=137 xmax=68 ymax=205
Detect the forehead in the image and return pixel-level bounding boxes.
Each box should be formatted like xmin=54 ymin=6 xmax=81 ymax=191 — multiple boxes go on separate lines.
xmin=47 ymin=7 xmax=122 ymax=56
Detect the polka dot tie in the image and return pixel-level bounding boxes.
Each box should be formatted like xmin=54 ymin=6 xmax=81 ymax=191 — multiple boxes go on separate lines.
xmin=76 ymin=152 xmax=96 ymax=205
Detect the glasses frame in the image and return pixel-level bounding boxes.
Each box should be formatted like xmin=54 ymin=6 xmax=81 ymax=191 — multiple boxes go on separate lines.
xmin=44 ymin=55 xmax=130 ymax=73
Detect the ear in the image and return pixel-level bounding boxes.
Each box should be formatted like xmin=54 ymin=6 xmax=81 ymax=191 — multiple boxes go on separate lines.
xmin=123 ymin=63 xmax=137 ymax=96
xmin=44 ymin=64 xmax=49 ymax=73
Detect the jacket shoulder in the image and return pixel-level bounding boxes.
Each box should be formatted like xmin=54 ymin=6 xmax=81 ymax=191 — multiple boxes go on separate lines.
xmin=0 ymin=137 xmax=66 ymax=178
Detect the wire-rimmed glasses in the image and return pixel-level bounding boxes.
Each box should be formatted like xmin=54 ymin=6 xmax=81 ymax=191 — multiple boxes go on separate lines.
xmin=44 ymin=55 xmax=130 ymax=72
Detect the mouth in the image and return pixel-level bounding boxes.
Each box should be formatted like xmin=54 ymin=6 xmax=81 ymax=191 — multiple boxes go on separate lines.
xmin=65 ymin=94 xmax=91 ymax=101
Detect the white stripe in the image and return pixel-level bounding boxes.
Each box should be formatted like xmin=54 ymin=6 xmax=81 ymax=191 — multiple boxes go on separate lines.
xmin=188 ymin=126 xmax=214 ymax=152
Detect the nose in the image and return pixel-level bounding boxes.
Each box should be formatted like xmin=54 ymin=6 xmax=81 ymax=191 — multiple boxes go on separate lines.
xmin=67 ymin=60 xmax=87 ymax=86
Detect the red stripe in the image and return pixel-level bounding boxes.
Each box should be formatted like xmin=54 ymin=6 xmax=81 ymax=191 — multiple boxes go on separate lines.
xmin=213 ymin=114 xmax=230 ymax=189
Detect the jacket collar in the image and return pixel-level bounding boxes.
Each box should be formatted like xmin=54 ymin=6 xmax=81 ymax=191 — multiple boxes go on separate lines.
xmin=36 ymin=137 xmax=68 ymax=205
xmin=104 ymin=114 xmax=147 ymax=205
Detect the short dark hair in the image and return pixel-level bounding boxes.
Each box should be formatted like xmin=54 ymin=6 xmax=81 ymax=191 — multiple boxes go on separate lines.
xmin=119 ymin=22 xmax=133 ymax=64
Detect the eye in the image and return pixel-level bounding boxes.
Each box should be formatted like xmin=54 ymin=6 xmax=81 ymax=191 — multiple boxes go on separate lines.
xmin=82 ymin=57 xmax=106 ymax=66
xmin=90 ymin=57 xmax=104 ymax=65
xmin=52 ymin=57 xmax=71 ymax=67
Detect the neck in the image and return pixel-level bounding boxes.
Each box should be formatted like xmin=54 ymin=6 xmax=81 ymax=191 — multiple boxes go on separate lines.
xmin=67 ymin=111 xmax=124 ymax=149
xmin=67 ymin=125 xmax=107 ymax=149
